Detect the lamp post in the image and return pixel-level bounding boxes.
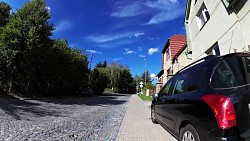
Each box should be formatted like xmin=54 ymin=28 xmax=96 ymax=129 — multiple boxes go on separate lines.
xmin=139 ymin=81 xmax=143 ymax=94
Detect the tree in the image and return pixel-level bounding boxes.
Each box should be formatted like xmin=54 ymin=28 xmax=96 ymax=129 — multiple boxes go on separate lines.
xmin=0 ymin=0 xmax=54 ymax=96
xmin=0 ymin=0 xmax=89 ymax=97
xmin=115 ymin=69 xmax=133 ymax=93
xmin=0 ymin=2 xmax=11 ymax=27
xmin=95 ymin=60 xmax=107 ymax=68
xmin=133 ymin=75 xmax=141 ymax=93
xmin=91 ymin=67 xmax=109 ymax=94
xmin=49 ymin=39 xmax=88 ymax=96
xmin=140 ymin=70 xmax=152 ymax=85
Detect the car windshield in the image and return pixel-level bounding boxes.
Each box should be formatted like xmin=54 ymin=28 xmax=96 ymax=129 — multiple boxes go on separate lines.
xmin=211 ymin=56 xmax=250 ymax=89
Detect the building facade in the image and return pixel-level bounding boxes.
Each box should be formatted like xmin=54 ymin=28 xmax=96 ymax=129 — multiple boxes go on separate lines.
xmin=185 ymin=0 xmax=250 ymax=61
xmin=156 ymin=34 xmax=192 ymax=93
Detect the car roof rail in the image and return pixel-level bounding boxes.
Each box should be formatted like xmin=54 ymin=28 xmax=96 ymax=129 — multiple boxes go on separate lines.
xmin=222 ymin=52 xmax=250 ymax=58
xmin=176 ymin=55 xmax=216 ymax=74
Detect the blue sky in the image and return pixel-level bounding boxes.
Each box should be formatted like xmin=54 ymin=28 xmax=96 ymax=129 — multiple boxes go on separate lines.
xmin=3 ymin=0 xmax=187 ymax=83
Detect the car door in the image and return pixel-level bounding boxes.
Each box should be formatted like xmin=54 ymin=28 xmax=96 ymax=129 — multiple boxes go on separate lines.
xmin=161 ymin=74 xmax=187 ymax=132
xmin=154 ymin=78 xmax=174 ymax=125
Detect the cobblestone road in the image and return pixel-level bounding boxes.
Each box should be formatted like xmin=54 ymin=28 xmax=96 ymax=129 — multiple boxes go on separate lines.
xmin=0 ymin=94 xmax=130 ymax=141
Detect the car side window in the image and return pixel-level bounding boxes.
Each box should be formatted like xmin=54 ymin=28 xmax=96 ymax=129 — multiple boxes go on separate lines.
xmin=159 ymin=79 xmax=173 ymax=98
xmin=211 ymin=56 xmax=246 ymax=88
xmin=172 ymin=75 xmax=187 ymax=95
xmin=187 ymin=68 xmax=206 ymax=92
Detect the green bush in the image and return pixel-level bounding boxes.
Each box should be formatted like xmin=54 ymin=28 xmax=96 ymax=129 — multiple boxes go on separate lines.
xmin=137 ymin=94 xmax=153 ymax=101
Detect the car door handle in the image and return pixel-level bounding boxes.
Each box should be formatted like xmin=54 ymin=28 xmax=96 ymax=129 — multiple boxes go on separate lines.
xmin=175 ymin=98 xmax=183 ymax=103
xmin=159 ymin=98 xmax=166 ymax=103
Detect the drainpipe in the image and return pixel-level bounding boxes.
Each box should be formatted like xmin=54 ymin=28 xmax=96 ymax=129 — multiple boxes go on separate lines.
xmin=185 ymin=47 xmax=192 ymax=60
xmin=185 ymin=21 xmax=192 ymax=60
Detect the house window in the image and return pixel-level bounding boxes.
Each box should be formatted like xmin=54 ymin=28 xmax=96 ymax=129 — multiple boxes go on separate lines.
xmin=222 ymin=0 xmax=240 ymax=8
xmin=196 ymin=3 xmax=210 ymax=30
xmin=206 ymin=42 xmax=220 ymax=56
xmin=167 ymin=68 xmax=171 ymax=75
xmin=166 ymin=49 xmax=170 ymax=61
xmin=195 ymin=0 xmax=197 ymax=4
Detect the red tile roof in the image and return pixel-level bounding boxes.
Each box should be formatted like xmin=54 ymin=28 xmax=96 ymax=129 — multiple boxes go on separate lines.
xmin=162 ymin=34 xmax=186 ymax=58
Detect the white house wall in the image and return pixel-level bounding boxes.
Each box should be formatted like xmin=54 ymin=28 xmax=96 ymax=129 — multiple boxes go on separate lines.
xmin=187 ymin=0 xmax=250 ymax=61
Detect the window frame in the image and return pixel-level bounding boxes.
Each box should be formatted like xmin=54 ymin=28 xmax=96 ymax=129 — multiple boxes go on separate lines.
xmin=171 ymin=74 xmax=187 ymax=95
xmin=206 ymin=42 xmax=220 ymax=56
xmin=210 ymin=56 xmax=250 ymax=89
xmin=158 ymin=78 xmax=174 ymax=98
xmin=196 ymin=3 xmax=210 ymax=30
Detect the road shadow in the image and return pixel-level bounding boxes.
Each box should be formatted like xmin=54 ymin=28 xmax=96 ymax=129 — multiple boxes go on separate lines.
xmin=0 ymin=93 xmax=131 ymax=120
xmin=0 ymin=95 xmax=69 ymax=120
xmin=38 ymin=93 xmax=131 ymax=106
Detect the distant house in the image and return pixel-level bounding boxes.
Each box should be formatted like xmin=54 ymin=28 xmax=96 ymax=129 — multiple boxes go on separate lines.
xmin=185 ymin=0 xmax=250 ymax=61
xmin=156 ymin=34 xmax=192 ymax=93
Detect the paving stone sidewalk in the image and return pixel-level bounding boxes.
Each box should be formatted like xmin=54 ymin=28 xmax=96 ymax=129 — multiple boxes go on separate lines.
xmin=116 ymin=94 xmax=177 ymax=141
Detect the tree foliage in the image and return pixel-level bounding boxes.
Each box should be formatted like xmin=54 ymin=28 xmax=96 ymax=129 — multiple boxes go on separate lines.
xmin=140 ymin=70 xmax=152 ymax=85
xmin=0 ymin=0 xmax=53 ymax=95
xmin=90 ymin=62 xmax=134 ymax=94
xmin=115 ymin=69 xmax=133 ymax=93
xmin=0 ymin=2 xmax=11 ymax=27
xmin=0 ymin=0 xmax=89 ymax=97
xmin=91 ymin=67 xmax=109 ymax=94
xmin=48 ymin=39 xmax=88 ymax=96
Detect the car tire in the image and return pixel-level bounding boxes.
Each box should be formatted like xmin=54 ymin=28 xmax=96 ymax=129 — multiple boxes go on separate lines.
xmin=151 ymin=106 xmax=158 ymax=124
xmin=179 ymin=124 xmax=200 ymax=141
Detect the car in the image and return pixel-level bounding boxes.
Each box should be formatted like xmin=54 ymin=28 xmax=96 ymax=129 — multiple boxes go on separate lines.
xmin=81 ymin=87 xmax=93 ymax=96
xmin=151 ymin=53 xmax=250 ymax=141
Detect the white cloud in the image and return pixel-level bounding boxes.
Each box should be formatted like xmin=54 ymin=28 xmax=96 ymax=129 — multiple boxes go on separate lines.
xmin=86 ymin=50 xmax=102 ymax=54
xmin=139 ymin=55 xmax=146 ymax=58
xmin=130 ymin=32 xmax=145 ymax=38
xmin=112 ymin=58 xmax=122 ymax=62
xmin=144 ymin=0 xmax=185 ymax=25
xmin=124 ymin=48 xmax=135 ymax=55
xmin=89 ymin=33 xmax=130 ymax=43
xmin=96 ymin=40 xmax=134 ymax=49
xmin=88 ymin=32 xmax=143 ymax=43
xmin=150 ymin=73 xmax=157 ymax=81
xmin=46 ymin=6 xmax=51 ymax=13
xmin=148 ymin=37 xmax=160 ymax=40
xmin=148 ymin=48 xmax=159 ymax=55
xmin=54 ymin=20 xmax=73 ymax=33
xmin=111 ymin=2 xmax=142 ymax=17
xmin=87 ymin=32 xmax=144 ymax=49
xmin=169 ymin=0 xmax=180 ymax=4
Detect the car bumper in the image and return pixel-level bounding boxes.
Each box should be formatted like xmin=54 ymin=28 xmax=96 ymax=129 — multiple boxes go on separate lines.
xmin=198 ymin=130 xmax=243 ymax=141
xmin=209 ymin=136 xmax=243 ymax=141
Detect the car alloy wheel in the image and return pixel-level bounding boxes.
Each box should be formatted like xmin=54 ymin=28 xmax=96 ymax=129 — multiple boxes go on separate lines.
xmin=182 ymin=131 xmax=194 ymax=141
xmin=180 ymin=124 xmax=200 ymax=141
xmin=151 ymin=106 xmax=158 ymax=124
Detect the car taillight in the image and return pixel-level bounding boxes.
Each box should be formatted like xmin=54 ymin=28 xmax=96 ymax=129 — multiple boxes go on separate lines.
xmin=202 ymin=94 xmax=236 ymax=129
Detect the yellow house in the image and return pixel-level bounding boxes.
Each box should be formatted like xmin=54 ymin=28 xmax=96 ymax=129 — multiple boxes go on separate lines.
xmin=156 ymin=34 xmax=192 ymax=93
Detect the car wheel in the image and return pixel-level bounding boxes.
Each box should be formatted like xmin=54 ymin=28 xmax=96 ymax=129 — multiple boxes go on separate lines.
xmin=151 ymin=106 xmax=158 ymax=124
xmin=180 ymin=124 xmax=200 ymax=141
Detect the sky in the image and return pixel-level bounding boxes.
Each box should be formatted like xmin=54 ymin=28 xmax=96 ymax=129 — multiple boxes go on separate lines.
xmin=3 ymin=0 xmax=187 ymax=83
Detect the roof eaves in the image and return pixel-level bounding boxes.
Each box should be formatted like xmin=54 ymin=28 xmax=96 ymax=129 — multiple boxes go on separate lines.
xmin=156 ymin=69 xmax=164 ymax=77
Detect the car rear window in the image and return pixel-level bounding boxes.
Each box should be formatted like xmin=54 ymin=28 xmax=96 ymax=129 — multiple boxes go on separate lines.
xmin=211 ymin=56 xmax=250 ymax=89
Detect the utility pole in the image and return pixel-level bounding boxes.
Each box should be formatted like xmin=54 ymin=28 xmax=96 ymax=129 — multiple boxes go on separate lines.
xmin=144 ymin=58 xmax=147 ymax=85
xmin=89 ymin=53 xmax=93 ymax=71
xmin=88 ymin=53 xmax=93 ymax=85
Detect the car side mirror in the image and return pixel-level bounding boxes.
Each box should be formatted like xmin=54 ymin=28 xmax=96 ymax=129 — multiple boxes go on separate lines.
xmin=153 ymin=93 xmax=158 ymax=99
